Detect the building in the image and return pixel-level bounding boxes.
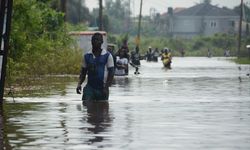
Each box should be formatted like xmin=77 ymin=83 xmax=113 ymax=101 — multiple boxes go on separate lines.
xmin=169 ymin=3 xmax=240 ymax=38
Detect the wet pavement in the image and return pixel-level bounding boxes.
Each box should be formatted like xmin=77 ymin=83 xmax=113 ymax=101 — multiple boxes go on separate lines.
xmin=2 ymin=57 xmax=250 ymax=150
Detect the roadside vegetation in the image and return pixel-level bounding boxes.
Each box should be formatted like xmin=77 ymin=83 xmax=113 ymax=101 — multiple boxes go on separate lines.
xmin=6 ymin=0 xmax=82 ymax=88
xmin=234 ymin=57 xmax=250 ymax=64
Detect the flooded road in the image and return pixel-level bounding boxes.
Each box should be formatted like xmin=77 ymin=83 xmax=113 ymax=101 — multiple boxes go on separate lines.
xmin=3 ymin=57 xmax=250 ymax=150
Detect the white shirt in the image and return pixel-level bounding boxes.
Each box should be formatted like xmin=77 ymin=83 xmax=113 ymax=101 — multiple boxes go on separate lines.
xmin=115 ymin=57 xmax=128 ymax=76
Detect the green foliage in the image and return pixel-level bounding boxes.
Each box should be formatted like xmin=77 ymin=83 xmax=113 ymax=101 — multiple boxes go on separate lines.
xmin=6 ymin=0 xmax=82 ymax=86
xmin=65 ymin=23 xmax=88 ymax=31
xmin=192 ymin=39 xmax=205 ymax=50
xmin=107 ymin=34 xmax=118 ymax=44
xmin=203 ymin=0 xmax=211 ymax=4
xmin=66 ymin=0 xmax=91 ymax=24
xmin=99 ymin=0 xmax=131 ymax=33
xmin=234 ymin=57 xmax=250 ymax=64
xmin=211 ymin=34 xmax=235 ymax=48
xmin=168 ymin=38 xmax=186 ymax=51
xmin=234 ymin=4 xmax=250 ymax=22
xmin=107 ymin=33 xmax=130 ymax=49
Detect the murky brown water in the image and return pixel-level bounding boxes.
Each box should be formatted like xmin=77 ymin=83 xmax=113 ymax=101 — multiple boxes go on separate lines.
xmin=2 ymin=57 xmax=250 ymax=150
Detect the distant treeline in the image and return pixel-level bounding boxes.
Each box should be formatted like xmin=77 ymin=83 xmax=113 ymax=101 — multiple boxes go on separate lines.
xmin=108 ymin=33 xmax=250 ymax=57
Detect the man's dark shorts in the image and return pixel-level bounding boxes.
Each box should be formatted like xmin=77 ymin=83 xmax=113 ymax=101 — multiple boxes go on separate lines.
xmin=82 ymin=84 xmax=109 ymax=101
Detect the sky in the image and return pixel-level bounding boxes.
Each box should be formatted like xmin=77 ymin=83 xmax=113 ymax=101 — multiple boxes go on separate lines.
xmin=85 ymin=0 xmax=248 ymax=16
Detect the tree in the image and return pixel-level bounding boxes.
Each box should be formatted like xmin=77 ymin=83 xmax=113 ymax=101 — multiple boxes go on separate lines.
xmin=66 ymin=0 xmax=90 ymax=24
xmin=8 ymin=0 xmax=78 ymax=78
xmin=234 ymin=4 xmax=250 ymax=22
xmin=203 ymin=0 xmax=211 ymax=4
xmin=101 ymin=0 xmax=131 ymax=33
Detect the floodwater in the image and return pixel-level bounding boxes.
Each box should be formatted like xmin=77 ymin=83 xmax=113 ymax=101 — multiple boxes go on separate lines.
xmin=2 ymin=57 xmax=250 ymax=150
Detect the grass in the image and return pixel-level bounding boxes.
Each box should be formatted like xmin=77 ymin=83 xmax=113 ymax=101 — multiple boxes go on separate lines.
xmin=4 ymin=76 xmax=78 ymax=97
xmin=234 ymin=57 xmax=250 ymax=64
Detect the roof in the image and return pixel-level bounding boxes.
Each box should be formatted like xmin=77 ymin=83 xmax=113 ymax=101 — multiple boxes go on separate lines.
xmin=174 ymin=7 xmax=186 ymax=13
xmin=161 ymin=7 xmax=186 ymax=16
xmin=174 ymin=3 xmax=238 ymax=17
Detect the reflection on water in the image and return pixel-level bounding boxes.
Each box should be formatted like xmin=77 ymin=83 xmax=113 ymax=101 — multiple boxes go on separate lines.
xmin=82 ymin=101 xmax=112 ymax=146
xmin=3 ymin=57 xmax=250 ymax=149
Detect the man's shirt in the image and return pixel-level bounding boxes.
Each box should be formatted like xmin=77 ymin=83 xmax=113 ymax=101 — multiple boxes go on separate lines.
xmin=114 ymin=57 xmax=128 ymax=76
xmin=82 ymin=49 xmax=114 ymax=89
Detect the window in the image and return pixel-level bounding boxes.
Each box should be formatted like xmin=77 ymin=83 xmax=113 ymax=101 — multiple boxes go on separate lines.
xmin=210 ymin=21 xmax=217 ymax=28
xmin=230 ymin=21 xmax=235 ymax=27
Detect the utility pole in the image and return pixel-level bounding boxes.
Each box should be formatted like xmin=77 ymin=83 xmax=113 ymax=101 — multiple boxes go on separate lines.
xmin=136 ymin=0 xmax=143 ymax=48
xmin=0 ymin=0 xmax=13 ymax=103
xmin=127 ymin=0 xmax=131 ymax=32
xmin=99 ymin=0 xmax=103 ymax=31
xmin=238 ymin=0 xmax=243 ymax=58
xmin=78 ymin=0 xmax=81 ymax=23
xmin=61 ymin=0 xmax=67 ymax=21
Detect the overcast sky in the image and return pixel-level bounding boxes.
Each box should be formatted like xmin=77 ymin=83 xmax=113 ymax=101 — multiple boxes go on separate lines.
xmin=85 ymin=0 xmax=248 ymax=15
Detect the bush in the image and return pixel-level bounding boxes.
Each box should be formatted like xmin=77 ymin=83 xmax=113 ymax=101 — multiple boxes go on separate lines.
xmin=6 ymin=0 xmax=83 ymax=86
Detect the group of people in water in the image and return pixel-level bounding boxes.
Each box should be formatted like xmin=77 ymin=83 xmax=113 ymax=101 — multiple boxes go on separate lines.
xmin=107 ymin=45 xmax=173 ymax=76
xmin=144 ymin=46 xmax=172 ymax=68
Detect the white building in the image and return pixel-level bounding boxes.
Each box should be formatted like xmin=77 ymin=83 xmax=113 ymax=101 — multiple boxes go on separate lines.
xmin=169 ymin=3 xmax=240 ymax=38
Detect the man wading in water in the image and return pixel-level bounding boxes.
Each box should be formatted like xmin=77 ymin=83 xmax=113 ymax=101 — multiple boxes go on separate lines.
xmin=76 ymin=33 xmax=114 ymax=104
